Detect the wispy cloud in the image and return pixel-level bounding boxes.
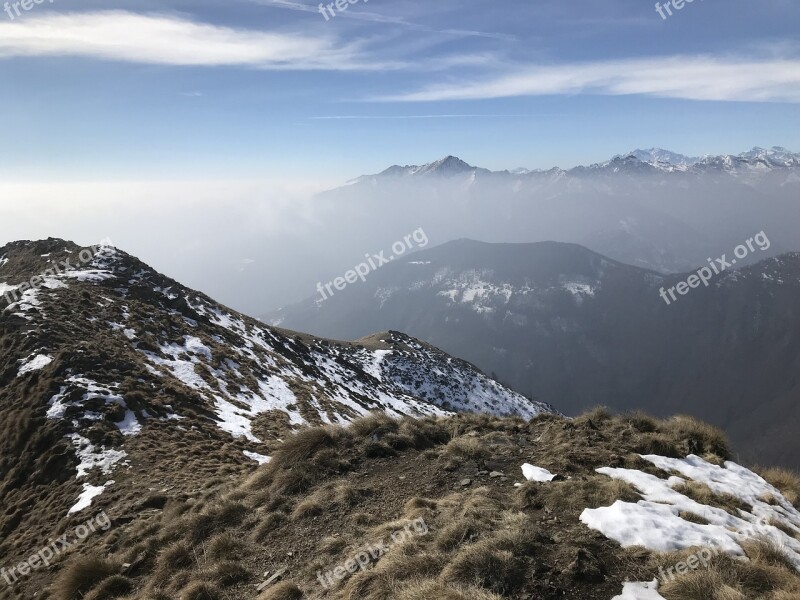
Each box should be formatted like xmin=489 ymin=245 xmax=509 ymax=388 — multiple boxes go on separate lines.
xmin=310 ymin=114 xmax=553 ymax=120
xmin=250 ymin=0 xmax=517 ymax=41
xmin=375 ymin=55 xmax=800 ymax=103
xmin=0 ymin=10 xmax=397 ymax=70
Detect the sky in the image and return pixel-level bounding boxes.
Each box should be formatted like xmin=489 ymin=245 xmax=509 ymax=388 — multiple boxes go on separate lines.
xmin=1 ymin=0 xmax=799 ymax=316
xmin=0 ymin=0 xmax=799 ymax=184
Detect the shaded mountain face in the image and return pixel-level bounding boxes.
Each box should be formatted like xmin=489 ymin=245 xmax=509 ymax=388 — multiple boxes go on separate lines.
xmin=0 ymin=239 xmax=551 ymax=573
xmin=267 ymin=239 xmax=800 ymax=468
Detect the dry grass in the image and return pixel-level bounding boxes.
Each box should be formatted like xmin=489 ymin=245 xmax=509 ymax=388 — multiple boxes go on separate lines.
xmin=82 ymin=575 xmax=134 ymax=600
xmin=51 ymin=556 xmax=120 ymax=600
xmin=33 ymin=411 xmax=800 ymax=600
xmin=179 ymin=581 xmax=222 ymax=600
xmin=440 ymin=541 xmax=524 ymax=595
xmin=256 ymin=581 xmax=304 ymax=599
xmin=656 ymin=540 xmax=800 ymax=600
xmin=206 ymin=532 xmax=249 ymax=561
xmin=662 ymin=415 xmax=731 ymax=460
xmin=444 ymin=436 xmax=490 ymax=460
xmin=672 ymin=481 xmax=751 ymax=515
xmin=394 ymin=579 xmax=503 ymax=600
xmin=517 ymin=477 xmax=640 ymax=515
xmin=759 ymin=467 xmax=800 ymax=508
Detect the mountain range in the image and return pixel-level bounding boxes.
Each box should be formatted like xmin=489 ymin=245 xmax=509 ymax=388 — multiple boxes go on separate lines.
xmin=307 ymin=146 xmax=800 ymax=287
xmin=351 ymin=146 xmax=800 ymax=181
xmin=267 ymin=239 xmax=800 ymax=469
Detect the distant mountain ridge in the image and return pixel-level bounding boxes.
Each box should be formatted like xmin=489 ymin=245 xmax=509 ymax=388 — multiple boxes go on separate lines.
xmin=351 ymin=146 xmax=799 ymax=182
xmin=267 ymin=239 xmax=800 ymax=469
xmin=318 ymin=145 xmax=800 ymax=279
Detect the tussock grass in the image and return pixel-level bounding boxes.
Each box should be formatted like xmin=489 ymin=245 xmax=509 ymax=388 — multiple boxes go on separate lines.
xmin=204 ymin=560 xmax=252 ymax=587
xmin=662 ymin=415 xmax=731 ymax=460
xmin=157 ymin=541 xmax=199 ymax=572
xmin=342 ymin=549 xmax=447 ymax=600
xmin=395 ymin=579 xmax=504 ymax=600
xmin=444 ymin=437 xmax=490 ymax=460
xmin=656 ymin=540 xmax=800 ymax=600
xmin=575 ymin=406 xmax=613 ymax=426
xmin=206 ymin=532 xmax=248 ymax=561
xmin=759 ymin=467 xmax=800 ymax=508
xmin=741 ymin=539 xmax=798 ymax=572
xmin=82 ymin=575 xmax=134 ymax=600
xmin=672 ymin=481 xmax=751 ymax=515
xmin=51 ymin=556 xmax=120 ymax=600
xmin=252 ymin=511 xmax=287 ymax=542
xmin=440 ymin=542 xmax=524 ymax=595
xmin=349 ymin=412 xmax=399 ymax=438
xmin=256 ymin=581 xmax=304 ymax=599
xmin=179 ymin=581 xmax=222 ymax=600
xmin=516 ymin=477 xmax=640 ymax=515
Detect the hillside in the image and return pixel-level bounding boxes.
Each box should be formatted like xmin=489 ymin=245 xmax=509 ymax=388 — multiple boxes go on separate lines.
xmin=267 ymin=239 xmax=800 ymax=469
xmin=1 ymin=239 xmax=800 ymax=600
xmin=3 ymin=409 xmax=800 ymax=600
xmin=0 ymin=238 xmax=551 ymax=598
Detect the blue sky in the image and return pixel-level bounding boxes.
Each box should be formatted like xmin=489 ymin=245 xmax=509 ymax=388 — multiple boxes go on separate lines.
xmin=1 ymin=0 xmax=799 ymax=183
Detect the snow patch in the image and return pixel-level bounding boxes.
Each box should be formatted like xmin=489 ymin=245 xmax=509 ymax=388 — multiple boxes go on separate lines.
xmin=69 ymin=434 xmax=128 ymax=478
xmin=612 ymin=580 xmax=665 ymax=600
xmin=18 ymin=353 xmax=54 ymax=376
xmin=243 ymin=451 xmax=272 ymax=464
xmin=580 ymin=454 xmax=800 ymax=570
xmin=522 ymin=464 xmax=557 ymax=482
xmin=68 ymin=481 xmax=113 ymax=515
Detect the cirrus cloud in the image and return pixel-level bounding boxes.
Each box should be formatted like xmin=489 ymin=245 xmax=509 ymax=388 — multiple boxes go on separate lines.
xmin=375 ymin=55 xmax=800 ymax=103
